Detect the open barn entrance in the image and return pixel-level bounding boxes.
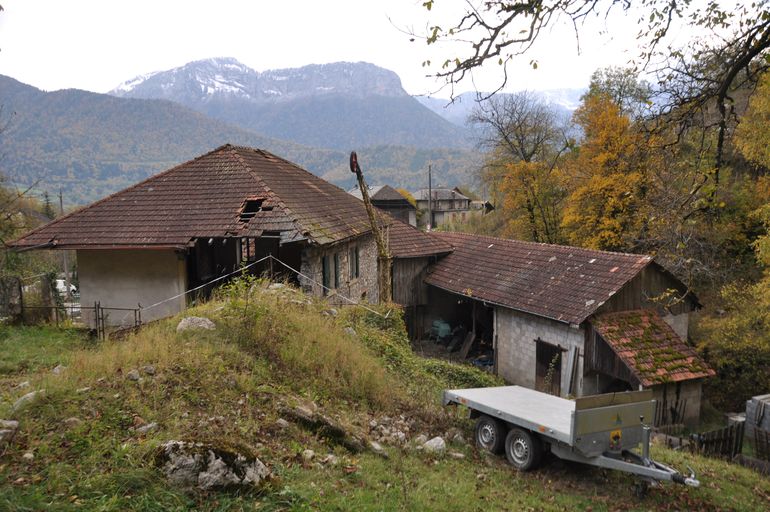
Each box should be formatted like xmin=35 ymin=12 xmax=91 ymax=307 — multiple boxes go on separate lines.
xmin=417 ymin=285 xmax=495 ymax=370
xmin=186 ymin=234 xmax=303 ymax=301
xmin=535 ymin=339 xmax=563 ymax=396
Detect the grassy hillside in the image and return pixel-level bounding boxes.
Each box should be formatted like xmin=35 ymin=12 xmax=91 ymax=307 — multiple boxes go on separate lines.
xmin=1 ymin=279 xmax=766 ymax=511
xmin=0 ymin=75 xmax=481 ymax=206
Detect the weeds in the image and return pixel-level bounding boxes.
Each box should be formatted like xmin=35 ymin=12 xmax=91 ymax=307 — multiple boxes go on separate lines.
xmin=1 ymin=280 xmax=768 ymax=511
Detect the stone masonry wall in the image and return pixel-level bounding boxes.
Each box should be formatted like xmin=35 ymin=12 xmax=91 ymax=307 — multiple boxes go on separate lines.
xmin=495 ymin=308 xmax=585 ymax=397
xmin=299 ymin=234 xmax=379 ymax=305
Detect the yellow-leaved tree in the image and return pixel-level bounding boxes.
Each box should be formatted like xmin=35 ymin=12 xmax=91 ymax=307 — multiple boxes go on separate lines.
xmin=735 ymin=71 xmax=770 ymax=170
xmin=561 ymin=93 xmax=652 ymax=251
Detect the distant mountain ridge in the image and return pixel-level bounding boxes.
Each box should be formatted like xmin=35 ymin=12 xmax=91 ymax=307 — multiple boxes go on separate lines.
xmin=112 ymin=58 xmax=408 ymax=101
xmin=0 ymin=75 xmax=480 ymax=206
xmin=109 ymin=58 xmax=472 ymax=150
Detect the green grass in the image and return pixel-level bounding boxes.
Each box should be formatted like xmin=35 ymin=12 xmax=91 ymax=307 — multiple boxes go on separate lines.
xmin=1 ymin=280 xmax=768 ymax=511
xmin=0 ymin=324 xmax=91 ymax=375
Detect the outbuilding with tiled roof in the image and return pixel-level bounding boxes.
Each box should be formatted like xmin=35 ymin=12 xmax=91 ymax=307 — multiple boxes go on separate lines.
xmin=10 ymin=144 xmax=450 ymax=325
xmin=418 ymin=231 xmax=709 ymax=427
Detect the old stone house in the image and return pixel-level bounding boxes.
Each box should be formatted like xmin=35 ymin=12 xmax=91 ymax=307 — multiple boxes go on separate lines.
xmin=11 ymin=145 xmax=450 ymax=325
xmin=413 ymin=187 xmax=473 ymax=228
xmin=421 ymin=232 xmax=713 ymax=426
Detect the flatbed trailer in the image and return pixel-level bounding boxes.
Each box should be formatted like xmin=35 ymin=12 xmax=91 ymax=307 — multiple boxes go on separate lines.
xmin=443 ymin=386 xmax=699 ymax=490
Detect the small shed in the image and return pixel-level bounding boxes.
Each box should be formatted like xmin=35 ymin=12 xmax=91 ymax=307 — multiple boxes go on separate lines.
xmin=420 ymin=231 xmax=713 ymax=426
xmin=746 ymin=394 xmax=770 ymax=439
xmin=589 ymin=310 xmax=714 ymax=426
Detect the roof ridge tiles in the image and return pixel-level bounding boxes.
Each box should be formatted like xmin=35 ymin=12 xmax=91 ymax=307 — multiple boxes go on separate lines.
xmin=226 ymin=146 xmax=308 ymax=240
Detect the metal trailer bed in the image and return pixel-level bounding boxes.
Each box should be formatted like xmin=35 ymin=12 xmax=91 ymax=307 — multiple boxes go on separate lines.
xmin=443 ymin=385 xmax=699 ymax=490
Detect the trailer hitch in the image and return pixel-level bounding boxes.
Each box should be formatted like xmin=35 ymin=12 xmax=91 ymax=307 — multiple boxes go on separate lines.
xmin=672 ymin=466 xmax=700 ymax=487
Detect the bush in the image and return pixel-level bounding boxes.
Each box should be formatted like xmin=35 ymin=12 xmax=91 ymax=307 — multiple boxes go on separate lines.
xmin=696 ymin=277 xmax=770 ymax=410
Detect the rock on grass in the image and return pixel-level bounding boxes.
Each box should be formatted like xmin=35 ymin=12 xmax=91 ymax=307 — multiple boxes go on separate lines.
xmin=156 ymin=441 xmax=270 ymax=491
xmin=176 ymin=317 xmax=216 ymax=332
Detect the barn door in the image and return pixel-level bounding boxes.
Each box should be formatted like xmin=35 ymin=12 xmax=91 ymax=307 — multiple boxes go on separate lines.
xmin=535 ymin=340 xmax=562 ymax=396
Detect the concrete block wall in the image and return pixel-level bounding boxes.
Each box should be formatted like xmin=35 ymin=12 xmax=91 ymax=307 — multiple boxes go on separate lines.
xmin=662 ymin=311 xmax=689 ymax=341
xmin=495 ymin=308 xmax=585 ymax=397
xmin=299 ymin=234 xmax=379 ymax=304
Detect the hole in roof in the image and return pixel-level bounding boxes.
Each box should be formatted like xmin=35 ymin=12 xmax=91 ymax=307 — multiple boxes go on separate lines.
xmin=239 ymin=199 xmax=272 ymax=221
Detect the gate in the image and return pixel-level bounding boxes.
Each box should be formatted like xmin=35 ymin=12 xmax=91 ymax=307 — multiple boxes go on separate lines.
xmin=93 ymin=302 xmax=142 ymax=340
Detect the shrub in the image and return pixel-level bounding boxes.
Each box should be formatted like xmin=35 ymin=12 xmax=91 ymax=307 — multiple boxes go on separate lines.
xmin=696 ymin=278 xmax=770 ymax=410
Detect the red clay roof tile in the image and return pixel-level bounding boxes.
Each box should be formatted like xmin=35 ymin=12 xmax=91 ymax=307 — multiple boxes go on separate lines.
xmin=10 ymin=145 xmax=447 ymax=257
xmin=592 ymin=310 xmax=714 ymax=386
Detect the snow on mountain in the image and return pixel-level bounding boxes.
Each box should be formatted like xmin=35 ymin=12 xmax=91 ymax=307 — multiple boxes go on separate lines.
xmin=110 ymin=58 xmax=408 ymax=103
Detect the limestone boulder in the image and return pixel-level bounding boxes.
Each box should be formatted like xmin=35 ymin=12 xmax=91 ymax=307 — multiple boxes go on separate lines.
xmin=176 ymin=317 xmax=216 ymax=333
xmin=156 ymin=441 xmax=270 ymax=491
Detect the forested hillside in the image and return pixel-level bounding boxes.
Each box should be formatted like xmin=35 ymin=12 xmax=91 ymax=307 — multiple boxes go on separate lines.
xmin=0 ymin=76 xmax=480 ymax=205
xmin=449 ymin=67 xmax=770 ymax=411
xmin=110 ymin=59 xmax=472 ymax=150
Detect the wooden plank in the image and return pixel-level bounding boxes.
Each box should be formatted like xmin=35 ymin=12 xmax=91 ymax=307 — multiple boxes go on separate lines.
xmin=459 ymin=331 xmax=475 ymax=359
xmin=756 ymin=428 xmax=770 ymax=461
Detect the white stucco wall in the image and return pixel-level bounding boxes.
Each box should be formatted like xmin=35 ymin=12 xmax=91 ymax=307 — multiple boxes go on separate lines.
xmin=77 ymin=250 xmax=187 ymax=327
xmin=495 ymin=308 xmax=585 ymax=397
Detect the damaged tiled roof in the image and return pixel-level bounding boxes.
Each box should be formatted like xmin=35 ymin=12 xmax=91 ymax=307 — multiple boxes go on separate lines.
xmin=424 ymin=232 xmax=652 ymax=324
xmin=592 ymin=310 xmax=714 ymax=386
xmin=10 ymin=144 xmax=446 ymax=256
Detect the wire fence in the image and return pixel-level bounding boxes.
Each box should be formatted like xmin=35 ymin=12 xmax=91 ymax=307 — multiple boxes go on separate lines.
xmin=5 ymin=253 xmax=389 ymax=339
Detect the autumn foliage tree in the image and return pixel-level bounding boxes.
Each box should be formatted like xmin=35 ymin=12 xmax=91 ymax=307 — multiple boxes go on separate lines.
xmin=470 ymin=92 xmax=569 ymax=243
xmin=561 ymin=91 xmax=654 ymax=251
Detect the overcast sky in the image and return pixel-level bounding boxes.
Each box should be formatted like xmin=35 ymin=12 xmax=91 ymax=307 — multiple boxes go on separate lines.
xmin=0 ymin=0 xmax=698 ymax=97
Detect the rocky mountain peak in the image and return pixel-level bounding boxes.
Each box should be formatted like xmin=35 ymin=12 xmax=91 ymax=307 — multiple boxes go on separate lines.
xmin=110 ymin=59 xmax=408 ymax=103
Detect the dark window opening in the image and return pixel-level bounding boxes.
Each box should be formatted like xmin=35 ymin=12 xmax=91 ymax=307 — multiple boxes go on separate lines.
xmin=349 ymin=246 xmax=359 ymax=280
xmin=535 ymin=339 xmax=563 ymax=396
xmin=322 ymin=255 xmax=331 ymax=295
xmin=334 ymin=253 xmax=341 ymax=289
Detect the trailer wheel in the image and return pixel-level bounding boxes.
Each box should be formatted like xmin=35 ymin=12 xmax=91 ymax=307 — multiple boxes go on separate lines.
xmin=474 ymin=415 xmax=506 ymax=454
xmin=504 ymin=428 xmax=542 ymax=471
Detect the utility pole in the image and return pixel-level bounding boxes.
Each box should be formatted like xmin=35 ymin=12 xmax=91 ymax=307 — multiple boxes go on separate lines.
xmin=59 ymin=190 xmax=72 ymax=302
xmin=427 ymin=164 xmax=433 ymax=231
xmin=350 ymin=152 xmax=392 ymax=303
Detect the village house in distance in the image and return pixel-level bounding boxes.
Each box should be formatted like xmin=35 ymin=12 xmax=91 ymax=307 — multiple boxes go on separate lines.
xmin=413 ymin=187 xmax=493 ymax=229
xmin=11 ymin=145 xmax=713 ymax=426
xmin=348 ymin=184 xmax=417 ymax=226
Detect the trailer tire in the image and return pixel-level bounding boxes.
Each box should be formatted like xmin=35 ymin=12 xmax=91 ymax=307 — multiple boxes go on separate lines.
xmin=474 ymin=415 xmax=506 ymax=454
xmin=504 ymin=428 xmax=542 ymax=471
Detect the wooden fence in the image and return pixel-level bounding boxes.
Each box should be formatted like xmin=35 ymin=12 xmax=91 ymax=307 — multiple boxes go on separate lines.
xmin=691 ymin=422 xmax=745 ymax=459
